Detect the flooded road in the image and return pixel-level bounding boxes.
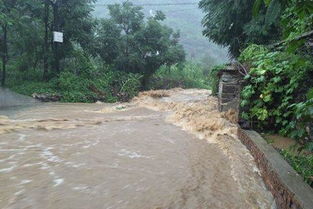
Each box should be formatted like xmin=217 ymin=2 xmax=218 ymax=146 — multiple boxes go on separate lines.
xmin=0 ymin=89 xmax=276 ymax=209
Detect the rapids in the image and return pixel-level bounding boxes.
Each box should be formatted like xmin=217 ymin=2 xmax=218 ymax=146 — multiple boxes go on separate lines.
xmin=0 ymin=89 xmax=276 ymax=209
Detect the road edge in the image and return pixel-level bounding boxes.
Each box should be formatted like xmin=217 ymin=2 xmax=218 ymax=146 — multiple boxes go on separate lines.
xmin=237 ymin=129 xmax=313 ymax=209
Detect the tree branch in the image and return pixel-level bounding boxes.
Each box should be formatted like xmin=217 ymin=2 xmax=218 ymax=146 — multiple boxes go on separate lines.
xmin=271 ymin=30 xmax=313 ymax=48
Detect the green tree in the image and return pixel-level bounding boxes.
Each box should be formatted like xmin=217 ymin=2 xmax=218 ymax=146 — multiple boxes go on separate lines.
xmin=94 ymin=19 xmax=121 ymax=64
xmin=47 ymin=0 xmax=95 ymax=75
xmin=95 ymin=2 xmax=185 ymax=88
xmin=0 ymin=0 xmax=19 ymax=86
xmin=199 ymin=0 xmax=281 ymax=57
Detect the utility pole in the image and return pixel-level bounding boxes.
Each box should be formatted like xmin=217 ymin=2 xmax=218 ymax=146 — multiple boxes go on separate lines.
xmin=43 ymin=0 xmax=50 ymax=80
xmin=1 ymin=24 xmax=8 ymax=87
xmin=51 ymin=0 xmax=63 ymax=75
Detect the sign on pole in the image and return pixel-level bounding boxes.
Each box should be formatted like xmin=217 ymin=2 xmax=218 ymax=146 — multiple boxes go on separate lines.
xmin=53 ymin=31 xmax=63 ymax=43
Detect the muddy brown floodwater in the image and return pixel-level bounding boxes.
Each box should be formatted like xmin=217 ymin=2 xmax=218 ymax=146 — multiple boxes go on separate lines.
xmin=0 ymin=89 xmax=276 ymax=209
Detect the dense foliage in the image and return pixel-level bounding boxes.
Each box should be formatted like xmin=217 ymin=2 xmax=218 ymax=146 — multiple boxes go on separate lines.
xmin=239 ymin=0 xmax=313 ymax=185
xmin=200 ymin=0 xmax=313 ymax=184
xmin=239 ymin=45 xmax=313 ymax=143
xmin=7 ymin=55 xmax=142 ymax=103
xmin=94 ymin=2 xmax=185 ymax=88
xmin=148 ymin=63 xmax=211 ymax=90
xmin=94 ymin=0 xmax=229 ymax=64
xmin=0 ymin=0 xmax=96 ymax=82
xmin=199 ymin=0 xmax=281 ymax=57
xmin=0 ymin=1 xmax=188 ymax=102
xmin=237 ymin=0 xmax=313 ymax=147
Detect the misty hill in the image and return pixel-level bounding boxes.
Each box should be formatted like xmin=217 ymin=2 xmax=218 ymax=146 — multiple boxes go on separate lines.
xmin=93 ymin=0 xmax=229 ymax=65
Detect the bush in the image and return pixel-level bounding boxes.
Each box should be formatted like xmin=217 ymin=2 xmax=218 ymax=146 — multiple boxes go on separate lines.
xmin=149 ymin=62 xmax=211 ymax=90
xmin=7 ymin=68 xmax=58 ymax=96
xmin=58 ymin=71 xmax=94 ymax=102
xmin=7 ymin=67 xmax=142 ymax=103
xmin=208 ymin=65 xmax=225 ymax=95
xmin=239 ymin=44 xmax=313 ymax=147
xmin=58 ymin=70 xmax=142 ymax=103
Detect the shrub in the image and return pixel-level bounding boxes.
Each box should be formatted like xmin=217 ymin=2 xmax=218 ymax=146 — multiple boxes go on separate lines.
xmin=208 ymin=65 xmax=225 ymax=95
xmin=58 ymin=70 xmax=142 ymax=103
xmin=7 ymin=67 xmax=142 ymax=103
xmin=58 ymin=71 xmax=94 ymax=103
xmin=239 ymin=44 xmax=313 ymax=146
xmin=149 ymin=62 xmax=211 ymax=90
xmin=7 ymin=68 xmax=58 ymax=96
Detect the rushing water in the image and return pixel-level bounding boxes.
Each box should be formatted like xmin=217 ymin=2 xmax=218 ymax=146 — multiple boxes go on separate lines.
xmin=0 ymin=89 xmax=276 ymax=209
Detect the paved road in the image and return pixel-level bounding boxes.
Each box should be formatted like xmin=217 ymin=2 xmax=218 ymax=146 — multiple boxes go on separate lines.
xmin=0 ymin=89 xmax=276 ymax=209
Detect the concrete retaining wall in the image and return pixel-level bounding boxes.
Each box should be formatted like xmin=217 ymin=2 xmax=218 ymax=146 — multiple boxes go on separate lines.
xmin=238 ymin=129 xmax=313 ymax=209
xmin=0 ymin=88 xmax=36 ymax=108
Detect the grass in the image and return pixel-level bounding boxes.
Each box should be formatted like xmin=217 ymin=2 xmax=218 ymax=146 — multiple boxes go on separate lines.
xmin=281 ymin=150 xmax=313 ymax=187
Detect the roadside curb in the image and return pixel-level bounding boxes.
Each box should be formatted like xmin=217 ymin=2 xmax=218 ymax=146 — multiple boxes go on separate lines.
xmin=237 ymin=129 xmax=313 ymax=209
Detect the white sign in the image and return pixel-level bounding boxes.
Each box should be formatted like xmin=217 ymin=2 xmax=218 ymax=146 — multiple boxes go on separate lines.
xmin=53 ymin=31 xmax=63 ymax=43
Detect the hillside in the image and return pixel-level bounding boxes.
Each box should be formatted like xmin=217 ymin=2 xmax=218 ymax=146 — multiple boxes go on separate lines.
xmin=93 ymin=0 xmax=229 ymax=65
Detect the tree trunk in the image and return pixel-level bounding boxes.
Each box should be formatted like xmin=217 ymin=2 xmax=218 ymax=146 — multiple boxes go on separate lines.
xmin=142 ymin=73 xmax=152 ymax=90
xmin=43 ymin=0 xmax=50 ymax=80
xmin=1 ymin=24 xmax=8 ymax=87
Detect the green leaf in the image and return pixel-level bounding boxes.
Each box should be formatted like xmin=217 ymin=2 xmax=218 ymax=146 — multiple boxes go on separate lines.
xmin=307 ymin=88 xmax=313 ymax=99
xmin=265 ymin=0 xmax=282 ymax=25
xmin=253 ymin=0 xmax=264 ymax=17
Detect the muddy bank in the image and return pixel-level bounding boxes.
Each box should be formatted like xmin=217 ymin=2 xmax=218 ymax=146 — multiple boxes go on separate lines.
xmin=0 ymin=89 xmax=276 ymax=209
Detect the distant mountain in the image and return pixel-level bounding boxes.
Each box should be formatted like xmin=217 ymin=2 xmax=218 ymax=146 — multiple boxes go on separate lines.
xmin=93 ymin=0 xmax=229 ymax=65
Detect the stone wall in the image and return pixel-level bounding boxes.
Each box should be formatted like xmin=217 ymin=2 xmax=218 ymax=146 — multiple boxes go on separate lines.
xmin=238 ymin=129 xmax=313 ymax=209
xmin=217 ymin=67 xmax=313 ymax=209
xmin=217 ymin=66 xmax=243 ymax=112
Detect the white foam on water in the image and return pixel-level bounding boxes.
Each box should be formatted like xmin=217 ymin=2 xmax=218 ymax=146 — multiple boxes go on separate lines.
xmin=122 ymin=184 xmax=131 ymax=190
xmin=91 ymin=140 xmax=100 ymax=146
xmin=117 ymin=149 xmax=150 ymax=159
xmin=65 ymin=161 xmax=86 ymax=168
xmin=41 ymin=148 xmax=63 ymax=163
xmin=82 ymin=139 xmax=100 ymax=149
xmin=82 ymin=144 xmax=91 ymax=149
xmin=22 ymin=162 xmax=42 ymax=168
xmin=0 ymin=165 xmax=16 ymax=173
xmin=0 ymin=149 xmax=23 ymax=152
xmin=20 ymin=179 xmax=32 ymax=185
xmin=17 ymin=134 xmax=27 ymax=142
xmin=39 ymin=162 xmax=50 ymax=170
xmin=14 ymin=189 xmax=25 ymax=196
xmin=53 ymin=178 xmax=64 ymax=187
xmin=0 ymin=154 xmax=16 ymax=163
xmin=72 ymin=185 xmax=89 ymax=191
xmin=23 ymin=143 xmax=42 ymax=149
